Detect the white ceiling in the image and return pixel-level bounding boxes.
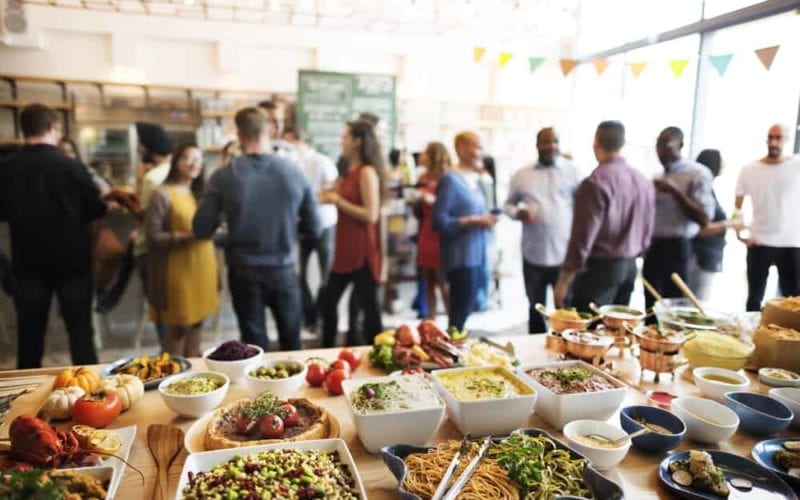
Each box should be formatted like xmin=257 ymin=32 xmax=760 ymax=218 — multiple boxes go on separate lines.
xmin=22 ymin=0 xmax=580 ymax=42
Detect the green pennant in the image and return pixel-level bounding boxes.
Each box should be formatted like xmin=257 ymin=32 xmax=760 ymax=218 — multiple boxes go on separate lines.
xmin=528 ymin=56 xmax=546 ymax=74
xmin=709 ymin=54 xmax=733 ymax=77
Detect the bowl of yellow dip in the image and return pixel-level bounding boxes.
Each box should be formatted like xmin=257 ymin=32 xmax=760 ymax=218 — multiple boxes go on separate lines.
xmin=681 ymin=331 xmax=754 ymax=370
xmin=158 ymin=371 xmax=229 ymax=418
xmin=431 ymin=366 xmax=536 ymax=436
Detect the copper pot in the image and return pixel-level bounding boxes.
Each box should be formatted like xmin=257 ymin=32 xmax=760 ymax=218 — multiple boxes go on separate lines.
xmin=590 ymin=303 xmax=647 ymax=330
xmin=561 ymin=329 xmax=614 ymax=361
xmin=545 ymin=332 xmax=567 ymax=353
xmin=628 ymin=324 xmax=685 ymax=354
xmin=638 ymin=346 xmax=682 ymax=373
xmin=535 ymin=303 xmax=596 ymax=333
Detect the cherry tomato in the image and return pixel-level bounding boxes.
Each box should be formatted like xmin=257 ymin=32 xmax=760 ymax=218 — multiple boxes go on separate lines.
xmin=71 ymin=390 xmax=122 ymax=428
xmin=330 ymin=359 xmax=351 ymax=374
xmin=258 ymin=414 xmax=285 ymax=439
xmin=235 ymin=415 xmax=254 ymax=434
xmin=324 ymin=368 xmax=350 ymax=396
xmin=305 ymin=359 xmax=329 ymax=387
xmin=338 ymin=348 xmax=362 ymax=371
xmin=280 ymin=404 xmax=299 ymax=427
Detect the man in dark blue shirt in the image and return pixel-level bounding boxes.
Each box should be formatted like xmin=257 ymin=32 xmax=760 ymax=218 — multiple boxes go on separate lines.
xmin=193 ymin=107 xmax=320 ymax=351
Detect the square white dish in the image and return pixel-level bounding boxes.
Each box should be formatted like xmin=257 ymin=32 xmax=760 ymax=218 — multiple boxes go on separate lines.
xmin=174 ymin=438 xmax=366 ymax=499
xmin=342 ymin=374 xmax=445 ymax=453
xmin=431 ymin=366 xmax=537 ymax=437
xmin=518 ymin=360 xmax=627 ymax=430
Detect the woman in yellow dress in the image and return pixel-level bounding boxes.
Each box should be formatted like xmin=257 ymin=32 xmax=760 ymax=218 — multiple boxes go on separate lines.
xmin=145 ymin=144 xmax=218 ymax=357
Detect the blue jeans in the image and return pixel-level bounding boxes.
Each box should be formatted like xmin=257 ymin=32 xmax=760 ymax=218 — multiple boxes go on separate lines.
xmin=523 ymin=261 xmax=561 ymax=334
xmin=228 ymin=264 xmax=302 ymax=351
xmin=447 ymin=266 xmax=482 ymax=331
xmin=299 ymin=226 xmax=334 ymax=326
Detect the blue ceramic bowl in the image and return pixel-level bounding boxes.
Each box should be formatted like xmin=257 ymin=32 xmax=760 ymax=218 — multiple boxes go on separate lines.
xmin=619 ymin=405 xmax=686 ymax=453
xmin=724 ymin=391 xmax=794 ymax=435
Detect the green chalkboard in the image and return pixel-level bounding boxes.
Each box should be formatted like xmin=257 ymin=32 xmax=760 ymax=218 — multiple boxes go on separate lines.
xmin=297 ymin=70 xmax=396 ymax=160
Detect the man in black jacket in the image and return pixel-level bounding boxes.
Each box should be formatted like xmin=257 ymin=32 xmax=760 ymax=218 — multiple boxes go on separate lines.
xmin=0 ymin=104 xmax=123 ymax=368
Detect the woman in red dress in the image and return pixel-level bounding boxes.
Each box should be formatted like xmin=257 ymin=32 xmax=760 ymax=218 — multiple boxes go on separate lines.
xmin=318 ymin=120 xmax=385 ymax=346
xmin=416 ymin=142 xmax=451 ymax=319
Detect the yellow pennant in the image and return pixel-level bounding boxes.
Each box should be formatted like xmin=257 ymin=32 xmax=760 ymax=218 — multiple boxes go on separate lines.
xmin=669 ymin=59 xmax=689 ymax=78
xmin=593 ymin=59 xmax=610 ymax=75
xmin=560 ymin=59 xmax=578 ymax=77
xmin=498 ymin=52 xmax=513 ymax=68
xmin=473 ymin=47 xmax=486 ymax=63
xmin=754 ymin=45 xmax=780 ymax=70
xmin=628 ymin=61 xmax=648 ymax=79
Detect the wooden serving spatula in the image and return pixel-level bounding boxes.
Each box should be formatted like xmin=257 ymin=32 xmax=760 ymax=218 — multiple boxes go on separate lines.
xmin=147 ymin=424 xmax=185 ymax=500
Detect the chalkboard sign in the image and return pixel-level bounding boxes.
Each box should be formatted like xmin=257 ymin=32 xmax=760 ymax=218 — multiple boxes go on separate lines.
xmin=297 ymin=70 xmax=396 ymax=160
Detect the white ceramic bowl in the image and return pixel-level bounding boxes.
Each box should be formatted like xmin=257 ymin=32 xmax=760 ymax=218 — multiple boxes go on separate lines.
xmin=759 ymin=367 xmax=800 ymax=388
xmin=671 ymin=396 xmax=739 ymax=443
xmin=692 ymin=367 xmax=750 ymax=401
xmin=518 ymin=360 xmax=627 ymax=430
xmin=202 ymin=343 xmax=263 ymax=383
xmin=431 ymin=366 xmax=537 ymax=437
xmin=562 ymin=420 xmax=631 ymax=469
xmin=158 ymin=371 xmax=229 ymax=418
xmin=768 ymin=387 xmax=800 ymax=429
xmin=342 ymin=374 xmax=445 ymax=453
xmin=243 ymin=359 xmax=307 ymax=399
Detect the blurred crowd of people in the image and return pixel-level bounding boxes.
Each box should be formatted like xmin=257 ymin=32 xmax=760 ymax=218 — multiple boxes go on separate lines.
xmin=0 ymin=101 xmax=798 ymax=368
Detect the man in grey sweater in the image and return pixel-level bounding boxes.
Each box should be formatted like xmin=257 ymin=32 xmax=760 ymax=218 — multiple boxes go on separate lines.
xmin=193 ymin=107 xmax=321 ymax=351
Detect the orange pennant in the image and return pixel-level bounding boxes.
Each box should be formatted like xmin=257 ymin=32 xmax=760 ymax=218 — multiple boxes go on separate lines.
xmin=473 ymin=47 xmax=486 ymax=63
xmin=498 ymin=52 xmax=513 ymax=68
xmin=560 ymin=59 xmax=578 ymax=77
xmin=754 ymin=45 xmax=780 ymax=70
xmin=628 ymin=61 xmax=648 ymax=79
xmin=669 ymin=59 xmax=689 ymax=78
xmin=593 ymin=59 xmax=610 ymax=75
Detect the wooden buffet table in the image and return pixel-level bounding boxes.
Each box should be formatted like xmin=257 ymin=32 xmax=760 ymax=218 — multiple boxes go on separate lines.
xmin=1 ymin=335 xmax=796 ymax=499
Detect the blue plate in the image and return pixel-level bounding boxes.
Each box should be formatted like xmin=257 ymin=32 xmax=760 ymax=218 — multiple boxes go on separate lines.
xmin=752 ymin=438 xmax=800 ymax=494
xmin=381 ymin=428 xmax=624 ymax=500
xmin=103 ymin=354 xmax=192 ymax=390
xmin=659 ymin=450 xmax=797 ymax=500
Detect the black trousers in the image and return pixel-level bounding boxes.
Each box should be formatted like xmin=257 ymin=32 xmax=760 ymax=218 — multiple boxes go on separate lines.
xmin=522 ymin=261 xmax=561 ymax=334
xmin=746 ymin=245 xmax=800 ymax=311
xmin=642 ymin=237 xmax=692 ymax=311
xmin=14 ymin=271 xmax=98 ymax=369
xmin=570 ymin=257 xmax=637 ymax=312
xmin=320 ymin=264 xmax=383 ymax=347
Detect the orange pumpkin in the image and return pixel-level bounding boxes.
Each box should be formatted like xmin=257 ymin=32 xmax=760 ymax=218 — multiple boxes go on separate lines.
xmin=53 ymin=367 xmax=100 ymax=394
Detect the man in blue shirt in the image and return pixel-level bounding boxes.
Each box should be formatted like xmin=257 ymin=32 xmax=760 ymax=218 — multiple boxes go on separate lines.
xmin=193 ymin=107 xmax=321 ymax=351
xmin=505 ymin=128 xmax=581 ymax=333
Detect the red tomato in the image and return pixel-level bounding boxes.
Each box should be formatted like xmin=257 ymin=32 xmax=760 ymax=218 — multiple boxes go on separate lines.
xmin=258 ymin=414 xmax=285 ymax=439
xmin=324 ymin=369 xmax=350 ymax=396
xmin=338 ymin=348 xmax=362 ymax=371
xmin=71 ymin=390 xmax=122 ymax=428
xmin=305 ymin=359 xmax=329 ymax=387
xmin=280 ymin=404 xmax=299 ymax=427
xmin=329 ymin=359 xmax=351 ymax=374
xmin=236 ymin=415 xmax=254 ymax=434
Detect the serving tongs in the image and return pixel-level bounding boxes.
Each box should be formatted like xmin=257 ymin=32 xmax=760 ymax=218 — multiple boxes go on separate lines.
xmin=431 ymin=434 xmax=471 ymax=500
xmin=442 ymin=436 xmax=492 ymax=500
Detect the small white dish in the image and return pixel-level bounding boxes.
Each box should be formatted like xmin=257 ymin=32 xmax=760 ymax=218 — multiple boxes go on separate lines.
xmin=759 ymin=367 xmax=800 ymax=388
xmin=768 ymin=387 xmax=800 ymax=429
xmin=671 ymin=396 xmax=739 ymax=443
xmin=158 ymin=371 xmax=229 ymax=418
xmin=693 ymin=367 xmax=749 ymax=401
xmin=243 ymin=359 xmax=307 ymax=399
xmin=202 ymin=343 xmax=263 ymax=383
xmin=562 ymin=419 xmax=631 ymax=469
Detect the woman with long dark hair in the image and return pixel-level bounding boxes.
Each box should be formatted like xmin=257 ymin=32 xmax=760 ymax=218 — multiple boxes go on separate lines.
xmin=318 ymin=120 xmax=385 ymax=346
xmin=145 ymin=143 xmax=218 ymax=356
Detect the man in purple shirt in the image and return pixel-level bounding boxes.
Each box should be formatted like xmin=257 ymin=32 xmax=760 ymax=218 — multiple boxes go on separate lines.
xmin=554 ymin=121 xmax=655 ymax=310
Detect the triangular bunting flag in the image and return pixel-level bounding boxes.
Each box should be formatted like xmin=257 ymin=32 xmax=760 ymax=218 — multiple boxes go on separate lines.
xmin=628 ymin=62 xmax=648 ymax=79
xmin=709 ymin=54 xmax=733 ymax=76
xmin=498 ymin=52 xmax=513 ymax=68
xmin=473 ymin=47 xmax=486 ymax=63
xmin=592 ymin=59 xmax=610 ymax=75
xmin=528 ymin=56 xmax=546 ymax=74
xmin=560 ymin=59 xmax=578 ymax=77
xmin=754 ymin=45 xmax=780 ymax=70
xmin=669 ymin=59 xmax=689 ymax=78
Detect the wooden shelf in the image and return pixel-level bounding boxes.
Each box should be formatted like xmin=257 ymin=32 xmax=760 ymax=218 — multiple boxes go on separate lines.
xmin=201 ymin=110 xmax=236 ymax=119
xmin=0 ymin=99 xmax=72 ymax=111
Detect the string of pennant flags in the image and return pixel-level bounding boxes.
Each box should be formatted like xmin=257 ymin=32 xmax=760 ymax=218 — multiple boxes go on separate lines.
xmin=472 ymin=45 xmax=781 ymax=78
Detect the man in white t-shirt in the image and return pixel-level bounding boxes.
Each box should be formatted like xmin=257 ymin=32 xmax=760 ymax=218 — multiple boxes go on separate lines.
xmin=735 ymin=124 xmax=800 ymax=311
xmin=282 ymin=127 xmax=339 ymax=329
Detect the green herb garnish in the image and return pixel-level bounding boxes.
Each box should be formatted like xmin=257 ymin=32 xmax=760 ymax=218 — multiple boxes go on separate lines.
xmin=0 ymin=470 xmax=68 ymax=500
xmin=541 ymin=367 xmax=591 ymax=387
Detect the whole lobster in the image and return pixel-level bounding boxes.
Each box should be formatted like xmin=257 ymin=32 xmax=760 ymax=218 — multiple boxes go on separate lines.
xmin=4 ymin=415 xmax=81 ymax=468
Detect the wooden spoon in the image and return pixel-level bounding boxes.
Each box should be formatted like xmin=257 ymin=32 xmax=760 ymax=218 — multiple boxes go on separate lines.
xmin=640 ymin=275 xmax=664 ymax=302
xmin=148 ymin=424 xmax=185 ymax=500
xmin=670 ymin=273 xmax=706 ymax=316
